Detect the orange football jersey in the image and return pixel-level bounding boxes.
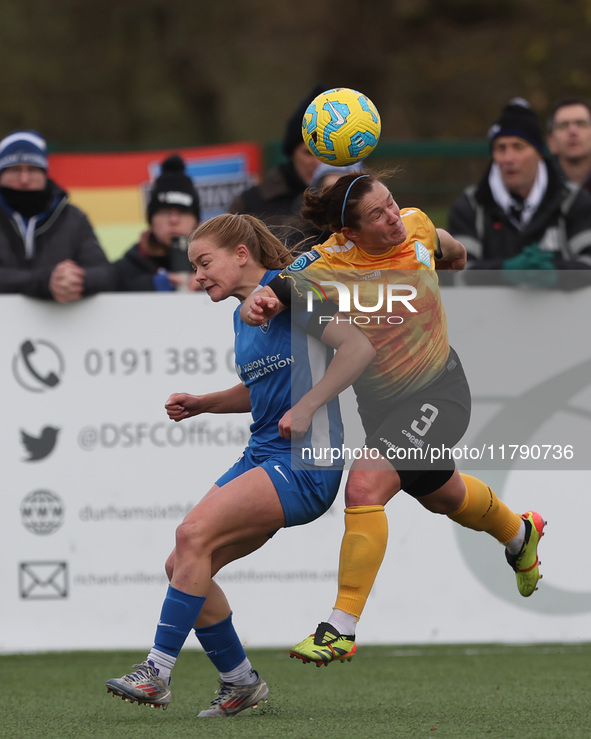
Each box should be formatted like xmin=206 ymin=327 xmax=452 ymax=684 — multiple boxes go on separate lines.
xmin=282 ymin=208 xmax=450 ymax=402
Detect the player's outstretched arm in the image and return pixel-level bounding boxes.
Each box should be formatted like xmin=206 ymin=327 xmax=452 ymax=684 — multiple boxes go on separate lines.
xmin=278 ymin=314 xmax=376 ymax=439
xmin=240 ymin=285 xmax=285 ymax=326
xmin=165 ymin=384 xmax=251 ymax=422
xmin=435 ymin=229 xmax=467 ymax=272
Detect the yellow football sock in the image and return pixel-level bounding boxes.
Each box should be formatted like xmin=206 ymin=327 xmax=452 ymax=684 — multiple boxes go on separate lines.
xmin=448 ymin=474 xmax=521 ymax=544
xmin=334 ymin=505 xmax=388 ymax=619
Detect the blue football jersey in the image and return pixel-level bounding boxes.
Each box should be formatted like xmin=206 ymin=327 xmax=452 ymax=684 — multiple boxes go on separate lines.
xmin=233 ymin=270 xmax=344 ymax=467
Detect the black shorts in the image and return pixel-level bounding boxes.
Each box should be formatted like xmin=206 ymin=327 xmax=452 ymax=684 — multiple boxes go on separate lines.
xmin=358 ymin=348 xmax=471 ymax=497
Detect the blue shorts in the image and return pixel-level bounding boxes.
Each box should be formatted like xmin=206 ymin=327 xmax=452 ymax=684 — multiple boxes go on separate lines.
xmin=215 ymin=446 xmax=342 ymax=528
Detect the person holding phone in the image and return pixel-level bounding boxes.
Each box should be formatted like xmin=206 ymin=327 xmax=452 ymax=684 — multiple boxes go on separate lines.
xmin=113 ymin=153 xmax=202 ymax=292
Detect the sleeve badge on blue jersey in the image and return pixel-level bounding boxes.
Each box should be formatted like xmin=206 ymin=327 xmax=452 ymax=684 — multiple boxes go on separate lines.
xmin=287 ymin=250 xmax=321 ymax=272
xmin=415 ymin=241 xmax=431 ymax=267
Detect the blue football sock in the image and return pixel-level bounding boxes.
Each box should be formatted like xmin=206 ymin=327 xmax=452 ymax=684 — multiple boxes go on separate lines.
xmin=194 ymin=613 xmax=247 ymax=673
xmin=153 ymin=585 xmax=206 ymax=658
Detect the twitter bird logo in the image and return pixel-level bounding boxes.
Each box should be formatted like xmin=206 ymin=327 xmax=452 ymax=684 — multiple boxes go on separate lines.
xmin=20 ymin=427 xmax=60 ymax=461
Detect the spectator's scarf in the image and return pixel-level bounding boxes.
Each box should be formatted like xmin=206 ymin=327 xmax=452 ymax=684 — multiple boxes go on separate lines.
xmin=488 ymin=161 xmax=547 ymax=230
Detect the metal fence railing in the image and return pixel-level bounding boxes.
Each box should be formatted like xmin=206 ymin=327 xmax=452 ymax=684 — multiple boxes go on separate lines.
xmin=266 ymin=138 xmax=491 ymax=227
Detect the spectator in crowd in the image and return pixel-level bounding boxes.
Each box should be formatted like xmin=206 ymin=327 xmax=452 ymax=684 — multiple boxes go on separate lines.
xmin=310 ymin=162 xmax=366 ymax=190
xmin=113 ymin=154 xmax=202 ymax=292
xmin=0 ymin=130 xmax=115 ymax=301
xmin=448 ymin=98 xmax=591 ymax=286
xmin=546 ymin=97 xmax=591 ymax=193
xmin=228 ymin=84 xmax=327 ymax=251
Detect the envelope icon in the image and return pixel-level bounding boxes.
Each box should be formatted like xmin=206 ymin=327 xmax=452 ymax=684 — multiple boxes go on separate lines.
xmin=19 ymin=561 xmax=68 ymax=599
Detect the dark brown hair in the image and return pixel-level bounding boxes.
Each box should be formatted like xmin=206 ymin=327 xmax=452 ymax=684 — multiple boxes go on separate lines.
xmin=547 ymin=98 xmax=591 ymax=133
xmin=301 ymin=167 xmax=401 ymax=233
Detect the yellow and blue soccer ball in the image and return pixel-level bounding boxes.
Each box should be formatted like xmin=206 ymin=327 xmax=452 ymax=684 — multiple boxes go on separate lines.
xmin=302 ymin=87 xmax=381 ymax=166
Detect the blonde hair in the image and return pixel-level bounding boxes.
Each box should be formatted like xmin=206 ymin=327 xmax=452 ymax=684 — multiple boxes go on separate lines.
xmin=188 ymin=213 xmax=294 ymax=269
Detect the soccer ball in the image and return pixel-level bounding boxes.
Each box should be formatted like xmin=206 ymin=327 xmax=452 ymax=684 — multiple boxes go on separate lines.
xmin=302 ymin=87 xmax=381 ymax=166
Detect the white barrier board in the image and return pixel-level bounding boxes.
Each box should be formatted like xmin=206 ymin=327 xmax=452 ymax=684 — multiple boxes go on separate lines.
xmin=1 ymin=287 xmax=590 ymax=653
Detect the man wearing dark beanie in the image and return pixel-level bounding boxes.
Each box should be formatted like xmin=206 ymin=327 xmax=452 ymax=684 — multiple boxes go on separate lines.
xmin=228 ymin=85 xmax=327 ymax=251
xmin=0 ymin=130 xmax=115 ymax=301
xmin=448 ymin=98 xmax=591 ymax=287
xmin=113 ymin=154 xmax=202 ymax=291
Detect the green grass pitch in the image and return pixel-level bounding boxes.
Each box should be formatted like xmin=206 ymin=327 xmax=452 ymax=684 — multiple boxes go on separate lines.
xmin=4 ymin=643 xmax=591 ymax=738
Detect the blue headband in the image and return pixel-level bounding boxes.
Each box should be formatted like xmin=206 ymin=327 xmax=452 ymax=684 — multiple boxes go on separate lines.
xmin=340 ymin=174 xmax=370 ymax=229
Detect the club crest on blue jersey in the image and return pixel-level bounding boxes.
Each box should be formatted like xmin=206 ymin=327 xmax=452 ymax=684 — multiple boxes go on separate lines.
xmin=287 ymin=250 xmax=321 ymax=272
xmin=415 ymin=241 xmax=431 ymax=267
xmin=260 ymin=320 xmax=270 ymax=334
